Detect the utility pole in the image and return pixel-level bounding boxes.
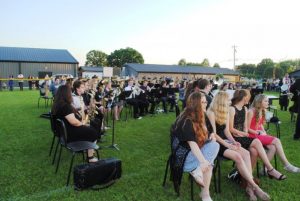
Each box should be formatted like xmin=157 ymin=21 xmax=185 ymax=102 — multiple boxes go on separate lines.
xmin=232 ymin=45 xmax=237 ymax=69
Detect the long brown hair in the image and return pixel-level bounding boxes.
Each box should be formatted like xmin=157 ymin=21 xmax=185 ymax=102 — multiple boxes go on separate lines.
xmin=231 ymin=89 xmax=251 ymax=106
xmin=177 ymin=92 xmax=207 ymax=147
xmin=52 ymin=85 xmax=74 ymax=115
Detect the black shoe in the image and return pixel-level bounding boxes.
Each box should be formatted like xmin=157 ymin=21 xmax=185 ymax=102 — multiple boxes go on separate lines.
xmin=228 ymin=168 xmax=240 ymax=183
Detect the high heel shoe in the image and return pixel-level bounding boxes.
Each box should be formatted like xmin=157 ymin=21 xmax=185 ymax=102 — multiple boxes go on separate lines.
xmin=246 ymin=186 xmax=257 ymax=201
xmin=267 ymin=168 xmax=286 ymax=180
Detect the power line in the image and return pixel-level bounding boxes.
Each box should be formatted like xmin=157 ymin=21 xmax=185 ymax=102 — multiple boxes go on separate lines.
xmin=232 ymin=45 xmax=237 ymax=69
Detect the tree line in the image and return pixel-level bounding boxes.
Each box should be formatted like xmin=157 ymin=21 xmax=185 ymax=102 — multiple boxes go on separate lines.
xmin=85 ymin=47 xmax=144 ymax=67
xmin=237 ymin=58 xmax=300 ymax=79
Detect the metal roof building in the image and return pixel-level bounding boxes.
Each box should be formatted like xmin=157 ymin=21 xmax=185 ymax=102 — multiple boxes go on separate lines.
xmin=123 ymin=63 xmax=240 ymax=82
xmin=0 ymin=46 xmax=78 ymax=84
xmin=78 ymin=66 xmax=103 ymax=78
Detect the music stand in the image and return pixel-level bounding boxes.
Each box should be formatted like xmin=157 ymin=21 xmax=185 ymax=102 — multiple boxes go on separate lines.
xmin=107 ymin=114 xmax=119 ymax=151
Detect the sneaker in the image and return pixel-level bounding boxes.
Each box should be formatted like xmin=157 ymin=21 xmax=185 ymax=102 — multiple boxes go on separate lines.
xmin=104 ymin=126 xmax=111 ymax=130
xmin=284 ymin=164 xmax=300 ymax=173
xmin=136 ymin=116 xmax=142 ymax=120
xmin=228 ymin=168 xmax=240 ymax=182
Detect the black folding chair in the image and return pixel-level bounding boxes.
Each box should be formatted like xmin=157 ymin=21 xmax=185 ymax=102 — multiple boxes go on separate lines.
xmin=49 ymin=112 xmax=59 ymax=157
xmin=162 ymin=154 xmax=195 ymax=200
xmin=55 ymin=119 xmax=100 ymax=186
xmin=37 ymin=88 xmax=53 ymax=108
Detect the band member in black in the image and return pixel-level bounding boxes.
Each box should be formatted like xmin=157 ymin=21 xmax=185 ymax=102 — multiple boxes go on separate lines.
xmin=290 ymin=78 xmax=300 ymax=140
xmin=139 ymin=80 xmax=151 ymax=114
xmin=159 ymin=80 xmax=176 ymax=113
xmin=124 ymin=79 xmax=143 ymax=119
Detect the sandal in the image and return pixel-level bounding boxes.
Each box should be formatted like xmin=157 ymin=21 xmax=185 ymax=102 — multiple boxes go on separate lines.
xmin=87 ymin=156 xmax=98 ymax=163
xmin=253 ymin=186 xmax=270 ymax=201
xmin=246 ymin=186 xmax=257 ymax=201
xmin=190 ymin=167 xmax=204 ymax=187
xmin=267 ymin=168 xmax=287 ymax=180
xmin=202 ymin=196 xmax=213 ymax=201
xmin=284 ymin=164 xmax=300 ymax=173
xmin=200 ymin=193 xmax=213 ymax=201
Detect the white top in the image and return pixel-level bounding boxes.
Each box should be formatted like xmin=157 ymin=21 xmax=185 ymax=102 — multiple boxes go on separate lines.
xmin=124 ymin=86 xmax=133 ymax=91
xmin=72 ymin=94 xmax=82 ymax=110
xmin=17 ymin=74 xmax=24 ymax=82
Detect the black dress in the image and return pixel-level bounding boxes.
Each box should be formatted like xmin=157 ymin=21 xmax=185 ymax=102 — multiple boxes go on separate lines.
xmin=55 ymin=103 xmax=99 ymax=142
xmin=216 ymin=123 xmax=228 ymax=156
xmin=232 ymin=106 xmax=254 ymax=149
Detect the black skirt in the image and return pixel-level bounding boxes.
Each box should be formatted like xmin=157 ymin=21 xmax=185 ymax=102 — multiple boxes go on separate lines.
xmin=234 ymin=137 xmax=254 ymax=149
xmin=66 ymin=125 xmax=99 ymax=142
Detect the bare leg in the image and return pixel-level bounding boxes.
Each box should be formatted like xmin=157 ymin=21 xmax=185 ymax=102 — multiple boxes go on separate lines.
xmin=235 ymin=147 xmax=253 ymax=173
xmin=249 ymin=147 xmax=258 ymax=171
xmin=272 ymin=138 xmax=289 ymax=166
xmin=223 ymin=149 xmax=255 ymax=186
xmin=200 ymin=166 xmax=213 ymax=200
xmin=251 ymin=139 xmax=273 ymax=170
xmin=87 ymin=149 xmax=94 ymax=157
xmin=265 ymin=144 xmax=276 ymax=161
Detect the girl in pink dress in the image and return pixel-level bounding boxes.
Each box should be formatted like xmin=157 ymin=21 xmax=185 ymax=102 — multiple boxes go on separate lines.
xmin=247 ymin=94 xmax=300 ymax=174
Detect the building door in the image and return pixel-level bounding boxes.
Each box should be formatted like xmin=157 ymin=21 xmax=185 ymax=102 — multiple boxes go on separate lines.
xmin=38 ymin=71 xmax=52 ymax=78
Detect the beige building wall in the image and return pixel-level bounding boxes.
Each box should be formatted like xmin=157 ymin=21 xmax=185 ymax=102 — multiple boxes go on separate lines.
xmin=137 ymin=72 xmax=239 ymax=82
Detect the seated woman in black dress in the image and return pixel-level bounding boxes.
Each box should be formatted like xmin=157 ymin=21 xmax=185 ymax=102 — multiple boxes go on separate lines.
xmin=229 ymin=89 xmax=285 ymax=181
xmin=52 ymin=85 xmax=100 ymax=162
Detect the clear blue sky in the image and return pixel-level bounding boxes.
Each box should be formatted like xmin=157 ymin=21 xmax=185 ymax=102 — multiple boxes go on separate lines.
xmin=1 ymin=0 xmax=300 ymax=68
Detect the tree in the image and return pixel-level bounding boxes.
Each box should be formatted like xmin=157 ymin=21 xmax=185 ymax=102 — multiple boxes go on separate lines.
xmin=186 ymin=62 xmax=202 ymax=66
xmin=236 ymin=63 xmax=256 ymax=78
xmin=200 ymin=58 xmax=210 ymax=67
xmin=178 ymin=58 xmax=187 ymax=66
xmin=85 ymin=50 xmax=108 ymax=66
xmin=257 ymin=58 xmax=274 ymax=78
xmin=274 ymin=67 xmax=284 ymax=78
xmin=107 ymin=47 xmax=144 ymax=67
xmin=213 ymin=63 xmax=220 ymax=68
xmin=263 ymin=66 xmax=274 ymax=78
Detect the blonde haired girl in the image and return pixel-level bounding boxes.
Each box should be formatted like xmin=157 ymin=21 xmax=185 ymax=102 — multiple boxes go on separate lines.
xmin=207 ymin=91 xmax=270 ymax=201
xmin=247 ymin=94 xmax=300 ymax=174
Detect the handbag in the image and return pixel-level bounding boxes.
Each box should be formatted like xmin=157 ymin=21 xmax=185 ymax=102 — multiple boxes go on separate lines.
xmin=74 ymin=158 xmax=122 ymax=190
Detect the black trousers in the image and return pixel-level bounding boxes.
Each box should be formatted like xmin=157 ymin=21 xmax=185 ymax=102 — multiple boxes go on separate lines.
xmin=294 ymin=102 xmax=300 ymax=138
xmin=126 ymin=98 xmax=144 ymax=118
xmin=19 ymin=82 xmax=23 ymax=91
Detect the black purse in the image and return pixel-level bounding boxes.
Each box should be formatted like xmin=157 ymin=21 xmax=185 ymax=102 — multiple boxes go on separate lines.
xmin=74 ymin=158 xmax=122 ymax=190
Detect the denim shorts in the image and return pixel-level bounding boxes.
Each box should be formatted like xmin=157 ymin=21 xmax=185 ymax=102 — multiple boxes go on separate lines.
xmin=183 ymin=141 xmax=220 ymax=172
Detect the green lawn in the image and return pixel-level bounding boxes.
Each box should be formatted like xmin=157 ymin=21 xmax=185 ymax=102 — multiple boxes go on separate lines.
xmin=0 ymin=90 xmax=299 ymax=201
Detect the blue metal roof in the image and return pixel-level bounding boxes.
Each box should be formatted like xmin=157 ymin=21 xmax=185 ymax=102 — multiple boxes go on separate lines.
xmin=124 ymin=63 xmax=239 ymax=75
xmin=0 ymin=46 xmax=78 ymax=64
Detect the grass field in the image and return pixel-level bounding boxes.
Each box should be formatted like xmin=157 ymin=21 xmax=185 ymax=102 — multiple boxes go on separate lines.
xmin=0 ymin=90 xmax=299 ymax=201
